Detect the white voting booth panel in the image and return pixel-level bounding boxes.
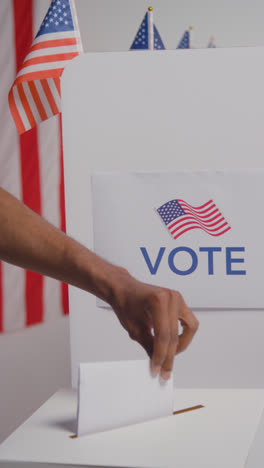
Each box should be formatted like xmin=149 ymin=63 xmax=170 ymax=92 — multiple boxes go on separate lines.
xmin=61 ymin=48 xmax=264 ymax=389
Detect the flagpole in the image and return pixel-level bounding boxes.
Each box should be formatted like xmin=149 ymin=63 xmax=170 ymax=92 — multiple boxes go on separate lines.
xmin=189 ymin=26 xmax=193 ymax=49
xmin=148 ymin=6 xmax=154 ymax=50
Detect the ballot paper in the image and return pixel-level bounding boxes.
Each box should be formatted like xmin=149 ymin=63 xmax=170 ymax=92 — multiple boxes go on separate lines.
xmin=77 ymin=359 xmax=173 ymax=436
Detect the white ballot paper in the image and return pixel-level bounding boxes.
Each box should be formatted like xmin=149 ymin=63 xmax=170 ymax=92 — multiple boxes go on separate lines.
xmin=77 ymin=359 xmax=173 ymax=436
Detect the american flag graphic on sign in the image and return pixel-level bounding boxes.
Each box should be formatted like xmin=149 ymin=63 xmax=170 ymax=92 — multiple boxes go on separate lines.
xmin=8 ymin=0 xmax=83 ymax=135
xmin=157 ymin=199 xmax=231 ymax=240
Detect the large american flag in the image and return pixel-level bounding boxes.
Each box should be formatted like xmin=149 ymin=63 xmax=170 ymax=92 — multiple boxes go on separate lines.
xmin=9 ymin=0 xmax=82 ymax=134
xmin=0 ymin=0 xmax=82 ymax=333
xmin=157 ymin=199 xmax=231 ymax=240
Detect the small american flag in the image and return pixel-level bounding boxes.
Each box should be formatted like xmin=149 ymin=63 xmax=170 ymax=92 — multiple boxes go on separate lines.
xmin=177 ymin=29 xmax=191 ymax=49
xmin=8 ymin=0 xmax=83 ymax=135
xmin=208 ymin=36 xmax=216 ymax=48
xmin=130 ymin=8 xmax=165 ymax=50
xmin=157 ymin=199 xmax=231 ymax=240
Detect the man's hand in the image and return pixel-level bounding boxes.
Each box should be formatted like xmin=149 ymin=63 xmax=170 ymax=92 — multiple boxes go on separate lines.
xmin=109 ymin=268 xmax=199 ymax=381
xmin=0 ymin=187 xmax=199 ymax=377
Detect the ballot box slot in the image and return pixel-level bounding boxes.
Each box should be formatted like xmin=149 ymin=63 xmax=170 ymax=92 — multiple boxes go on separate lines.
xmin=173 ymin=404 xmax=204 ymax=415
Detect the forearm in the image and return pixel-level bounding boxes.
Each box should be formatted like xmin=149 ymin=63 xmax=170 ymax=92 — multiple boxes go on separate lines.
xmin=0 ymin=187 xmax=122 ymax=304
xmin=0 ymin=187 xmax=199 ymax=378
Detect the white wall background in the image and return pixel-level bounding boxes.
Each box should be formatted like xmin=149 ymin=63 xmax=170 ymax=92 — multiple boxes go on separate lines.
xmin=2 ymin=0 xmax=264 ymax=444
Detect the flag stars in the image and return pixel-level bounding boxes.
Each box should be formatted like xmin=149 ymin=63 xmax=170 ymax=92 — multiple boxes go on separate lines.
xmin=157 ymin=200 xmax=185 ymax=225
xmin=36 ymin=0 xmax=74 ymax=36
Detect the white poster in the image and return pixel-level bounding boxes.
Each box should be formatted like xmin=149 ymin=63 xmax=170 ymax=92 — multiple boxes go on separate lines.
xmin=92 ymin=170 xmax=264 ymax=309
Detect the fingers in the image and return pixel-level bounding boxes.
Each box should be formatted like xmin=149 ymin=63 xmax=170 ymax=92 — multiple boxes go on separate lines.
xmin=149 ymin=290 xmax=199 ymax=380
xmin=123 ymin=284 xmax=199 ymax=382
xmin=159 ymin=293 xmax=179 ymax=380
xmin=150 ymin=291 xmax=171 ymax=377
xmin=177 ymin=297 xmax=199 ymax=354
xmin=127 ymin=325 xmax=154 ymax=358
xmin=177 ymin=318 xmax=199 ymax=354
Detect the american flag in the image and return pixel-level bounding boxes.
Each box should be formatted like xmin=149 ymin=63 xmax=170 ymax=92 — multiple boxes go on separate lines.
xmin=9 ymin=0 xmax=83 ymax=135
xmin=130 ymin=8 xmax=165 ymax=50
xmin=0 ymin=0 xmax=83 ymax=333
xmin=157 ymin=199 xmax=231 ymax=240
xmin=208 ymin=36 xmax=216 ymax=48
xmin=177 ymin=28 xmax=191 ymax=49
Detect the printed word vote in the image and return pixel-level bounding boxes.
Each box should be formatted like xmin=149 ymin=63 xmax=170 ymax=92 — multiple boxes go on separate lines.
xmin=140 ymin=247 xmax=246 ymax=276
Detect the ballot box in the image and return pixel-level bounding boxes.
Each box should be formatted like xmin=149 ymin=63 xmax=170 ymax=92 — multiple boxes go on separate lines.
xmin=0 ymin=388 xmax=264 ymax=468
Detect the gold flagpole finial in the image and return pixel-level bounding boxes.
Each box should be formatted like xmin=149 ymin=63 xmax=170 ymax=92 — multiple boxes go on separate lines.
xmin=189 ymin=26 xmax=194 ymax=30
xmin=148 ymin=6 xmax=153 ymax=11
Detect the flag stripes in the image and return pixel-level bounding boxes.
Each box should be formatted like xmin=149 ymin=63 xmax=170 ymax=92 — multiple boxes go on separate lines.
xmin=38 ymin=115 xmax=67 ymax=321
xmin=170 ymin=200 xmax=230 ymax=239
xmin=14 ymin=0 xmax=44 ymax=326
xmin=59 ymin=114 xmax=69 ymax=315
xmin=20 ymin=129 xmax=44 ymax=325
xmin=157 ymin=199 xmax=231 ymax=240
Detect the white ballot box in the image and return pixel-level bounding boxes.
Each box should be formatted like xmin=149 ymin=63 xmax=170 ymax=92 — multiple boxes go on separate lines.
xmin=0 ymin=388 xmax=264 ymax=468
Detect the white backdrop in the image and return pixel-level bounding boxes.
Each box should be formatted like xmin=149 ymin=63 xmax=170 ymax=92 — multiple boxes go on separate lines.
xmin=62 ymin=48 xmax=264 ymax=388
xmin=2 ymin=0 xmax=264 ymax=445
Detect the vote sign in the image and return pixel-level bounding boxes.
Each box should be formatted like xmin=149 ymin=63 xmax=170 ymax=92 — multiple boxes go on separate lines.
xmin=92 ymin=170 xmax=264 ymax=309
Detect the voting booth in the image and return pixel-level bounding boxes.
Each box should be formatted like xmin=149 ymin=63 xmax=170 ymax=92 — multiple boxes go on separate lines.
xmin=62 ymin=48 xmax=264 ymax=390
xmin=1 ymin=48 xmax=264 ymax=467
